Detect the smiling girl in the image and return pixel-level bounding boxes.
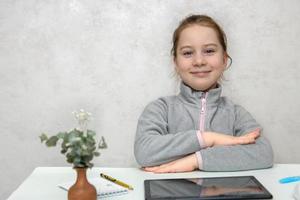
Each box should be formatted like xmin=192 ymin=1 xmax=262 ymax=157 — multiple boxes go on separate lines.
xmin=134 ymin=15 xmax=273 ymax=173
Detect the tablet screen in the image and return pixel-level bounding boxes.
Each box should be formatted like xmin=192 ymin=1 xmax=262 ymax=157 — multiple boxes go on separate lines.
xmin=144 ymin=176 xmax=272 ymax=200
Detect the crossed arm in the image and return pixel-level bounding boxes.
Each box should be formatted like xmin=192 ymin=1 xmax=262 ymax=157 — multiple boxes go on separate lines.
xmin=135 ymin=100 xmax=273 ymax=173
xmin=143 ymin=128 xmax=260 ymax=173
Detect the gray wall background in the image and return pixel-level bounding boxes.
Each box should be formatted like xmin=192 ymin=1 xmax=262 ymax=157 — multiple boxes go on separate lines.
xmin=1 ymin=0 xmax=300 ymax=199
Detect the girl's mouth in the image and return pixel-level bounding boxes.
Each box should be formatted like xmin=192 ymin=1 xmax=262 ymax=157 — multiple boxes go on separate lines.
xmin=190 ymin=71 xmax=211 ymax=77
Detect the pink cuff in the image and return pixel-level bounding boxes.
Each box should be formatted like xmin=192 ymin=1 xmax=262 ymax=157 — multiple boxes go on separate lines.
xmin=196 ymin=130 xmax=206 ymax=148
xmin=195 ymin=151 xmax=203 ymax=170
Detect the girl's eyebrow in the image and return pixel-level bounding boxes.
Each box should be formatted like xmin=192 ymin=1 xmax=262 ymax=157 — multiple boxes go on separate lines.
xmin=203 ymin=43 xmax=218 ymax=47
xmin=179 ymin=43 xmax=218 ymax=50
xmin=179 ymin=45 xmax=193 ymax=50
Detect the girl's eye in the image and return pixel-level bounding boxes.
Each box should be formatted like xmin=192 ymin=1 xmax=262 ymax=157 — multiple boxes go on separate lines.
xmin=203 ymin=49 xmax=216 ymax=55
xmin=182 ymin=51 xmax=193 ymax=57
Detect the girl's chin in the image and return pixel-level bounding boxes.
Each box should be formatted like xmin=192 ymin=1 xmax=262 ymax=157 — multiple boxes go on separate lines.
xmin=189 ymin=82 xmax=217 ymax=91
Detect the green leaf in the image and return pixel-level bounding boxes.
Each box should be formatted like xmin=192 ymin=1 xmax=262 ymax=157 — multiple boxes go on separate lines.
xmin=39 ymin=133 xmax=48 ymax=143
xmin=57 ymin=132 xmax=66 ymax=139
xmin=72 ymin=128 xmax=82 ymax=135
xmin=69 ymin=136 xmax=81 ymax=144
xmin=61 ymin=148 xmax=68 ymax=154
xmin=87 ymin=130 xmax=96 ymax=137
xmin=83 ymin=155 xmax=93 ymax=162
xmin=74 ymin=157 xmax=81 ymax=165
xmin=87 ymin=163 xmax=93 ymax=168
xmin=61 ymin=140 xmax=68 ymax=150
xmin=63 ymin=133 xmax=69 ymax=143
xmin=98 ymin=136 xmax=107 ymax=149
xmin=45 ymin=136 xmax=59 ymax=147
xmin=87 ymin=146 xmax=96 ymax=153
xmin=93 ymin=152 xmax=100 ymax=157
xmin=66 ymin=153 xmax=74 ymax=164
xmin=40 ymin=125 xmax=107 ymax=168
xmin=86 ymin=138 xmax=95 ymax=147
xmin=75 ymin=148 xmax=82 ymax=156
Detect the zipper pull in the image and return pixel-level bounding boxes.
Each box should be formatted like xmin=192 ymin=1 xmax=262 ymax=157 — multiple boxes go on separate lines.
xmin=201 ymin=103 xmax=205 ymax=113
xmin=201 ymin=93 xmax=206 ymax=113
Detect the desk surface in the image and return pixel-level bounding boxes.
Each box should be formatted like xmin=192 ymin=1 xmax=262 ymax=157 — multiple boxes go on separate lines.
xmin=7 ymin=164 xmax=300 ymax=200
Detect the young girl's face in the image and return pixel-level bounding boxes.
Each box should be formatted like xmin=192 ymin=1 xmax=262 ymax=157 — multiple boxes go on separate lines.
xmin=174 ymin=25 xmax=228 ymax=91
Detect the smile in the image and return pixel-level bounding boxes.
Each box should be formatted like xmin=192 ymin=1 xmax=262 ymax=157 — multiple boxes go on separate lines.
xmin=190 ymin=71 xmax=211 ymax=77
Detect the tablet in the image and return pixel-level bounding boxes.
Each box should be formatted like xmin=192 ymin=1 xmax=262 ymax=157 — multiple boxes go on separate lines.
xmin=144 ymin=176 xmax=273 ymax=200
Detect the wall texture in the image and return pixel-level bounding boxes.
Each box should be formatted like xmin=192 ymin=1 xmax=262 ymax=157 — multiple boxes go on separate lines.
xmin=1 ymin=0 xmax=300 ymax=199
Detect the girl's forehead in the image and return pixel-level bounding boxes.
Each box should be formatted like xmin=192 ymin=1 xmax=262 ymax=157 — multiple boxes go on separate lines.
xmin=178 ymin=25 xmax=220 ymax=46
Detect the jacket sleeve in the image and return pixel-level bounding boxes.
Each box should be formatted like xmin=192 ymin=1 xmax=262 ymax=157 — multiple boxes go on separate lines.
xmin=199 ymin=105 xmax=274 ymax=171
xmin=134 ymin=99 xmax=203 ymax=167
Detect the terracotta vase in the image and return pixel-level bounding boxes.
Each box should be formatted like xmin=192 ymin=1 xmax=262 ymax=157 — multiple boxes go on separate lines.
xmin=68 ymin=167 xmax=97 ymax=200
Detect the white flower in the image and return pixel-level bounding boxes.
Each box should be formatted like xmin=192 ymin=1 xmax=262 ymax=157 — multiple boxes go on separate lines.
xmin=73 ymin=109 xmax=91 ymax=123
xmin=72 ymin=109 xmax=92 ymax=136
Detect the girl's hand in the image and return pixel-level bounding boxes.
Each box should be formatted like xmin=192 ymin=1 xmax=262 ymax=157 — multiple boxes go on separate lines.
xmin=233 ymin=128 xmax=260 ymax=145
xmin=143 ymin=153 xmax=198 ymax=173
xmin=203 ymin=128 xmax=260 ymax=147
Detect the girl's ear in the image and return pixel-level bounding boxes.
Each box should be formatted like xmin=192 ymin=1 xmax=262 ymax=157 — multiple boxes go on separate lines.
xmin=223 ymin=53 xmax=229 ymax=69
xmin=173 ymin=57 xmax=179 ymax=70
xmin=173 ymin=56 xmax=177 ymax=65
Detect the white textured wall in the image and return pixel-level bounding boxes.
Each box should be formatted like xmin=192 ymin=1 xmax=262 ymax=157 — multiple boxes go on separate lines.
xmin=1 ymin=0 xmax=300 ymax=199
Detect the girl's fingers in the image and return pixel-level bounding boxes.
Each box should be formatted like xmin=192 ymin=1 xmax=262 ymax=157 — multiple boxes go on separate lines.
xmin=144 ymin=166 xmax=169 ymax=173
xmin=144 ymin=162 xmax=172 ymax=172
xmin=151 ymin=167 xmax=171 ymax=173
xmin=248 ymin=130 xmax=260 ymax=140
xmin=146 ymin=162 xmax=179 ymax=173
xmin=143 ymin=166 xmax=160 ymax=172
xmin=237 ymin=130 xmax=260 ymax=144
xmin=153 ymin=164 xmax=178 ymax=173
xmin=251 ymin=128 xmax=260 ymax=135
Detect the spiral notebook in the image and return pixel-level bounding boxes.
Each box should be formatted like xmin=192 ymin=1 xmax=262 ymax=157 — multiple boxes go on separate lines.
xmin=58 ymin=177 xmax=129 ymax=198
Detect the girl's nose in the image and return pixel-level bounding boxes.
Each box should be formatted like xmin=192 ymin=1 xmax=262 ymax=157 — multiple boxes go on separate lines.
xmin=192 ymin=52 xmax=207 ymax=67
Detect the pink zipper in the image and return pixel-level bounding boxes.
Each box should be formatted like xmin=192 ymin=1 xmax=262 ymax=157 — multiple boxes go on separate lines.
xmin=199 ymin=93 xmax=208 ymax=133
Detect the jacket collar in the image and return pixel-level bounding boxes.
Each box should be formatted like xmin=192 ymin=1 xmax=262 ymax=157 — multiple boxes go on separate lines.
xmin=179 ymin=82 xmax=222 ymax=106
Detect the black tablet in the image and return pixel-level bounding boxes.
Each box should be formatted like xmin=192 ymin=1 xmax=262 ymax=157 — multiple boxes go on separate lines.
xmin=144 ymin=176 xmax=273 ymax=200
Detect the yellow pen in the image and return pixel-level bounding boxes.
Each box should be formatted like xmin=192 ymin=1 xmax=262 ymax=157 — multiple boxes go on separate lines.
xmin=100 ymin=173 xmax=134 ymax=190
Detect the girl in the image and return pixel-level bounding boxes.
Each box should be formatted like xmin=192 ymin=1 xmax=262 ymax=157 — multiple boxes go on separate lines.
xmin=134 ymin=15 xmax=273 ymax=173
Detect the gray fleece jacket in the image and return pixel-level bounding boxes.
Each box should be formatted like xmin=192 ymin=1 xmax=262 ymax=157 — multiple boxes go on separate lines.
xmin=134 ymin=82 xmax=273 ymax=171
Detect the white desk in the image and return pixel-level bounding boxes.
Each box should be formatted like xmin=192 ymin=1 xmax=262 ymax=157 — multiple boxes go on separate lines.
xmin=7 ymin=164 xmax=300 ymax=200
